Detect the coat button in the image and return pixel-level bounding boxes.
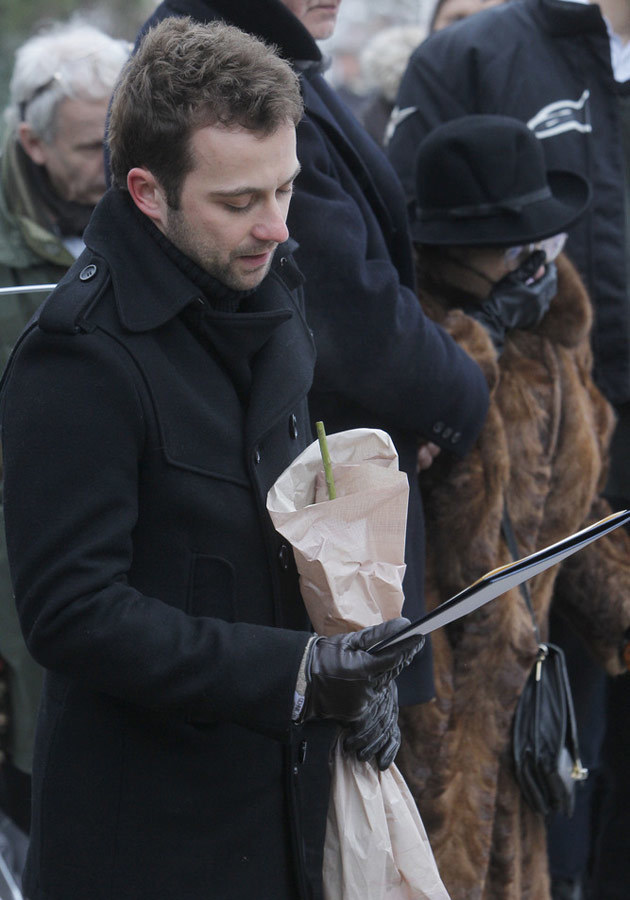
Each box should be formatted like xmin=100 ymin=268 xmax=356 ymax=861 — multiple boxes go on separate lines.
xmin=432 ymin=421 xmax=444 ymax=435
xmin=442 ymin=427 xmax=453 ymax=439
xmin=253 ymin=448 xmax=261 ymax=465
xmin=451 ymin=432 xmax=462 ymax=444
xmin=289 ymin=414 xmax=299 ymax=440
xmin=278 ymin=544 xmax=291 ymax=570
xmin=79 ymin=264 xmax=97 ymax=282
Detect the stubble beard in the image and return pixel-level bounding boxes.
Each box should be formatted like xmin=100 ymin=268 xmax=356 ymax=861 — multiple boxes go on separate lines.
xmin=164 ymin=206 xmax=276 ymax=291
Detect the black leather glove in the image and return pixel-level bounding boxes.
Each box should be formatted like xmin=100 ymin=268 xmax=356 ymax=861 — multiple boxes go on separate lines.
xmin=301 ymin=617 xmax=423 ymax=727
xmin=343 ymin=680 xmax=401 ymax=771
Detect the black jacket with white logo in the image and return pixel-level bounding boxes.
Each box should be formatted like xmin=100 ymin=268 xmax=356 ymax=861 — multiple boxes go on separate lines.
xmin=388 ymin=0 xmax=630 ymax=407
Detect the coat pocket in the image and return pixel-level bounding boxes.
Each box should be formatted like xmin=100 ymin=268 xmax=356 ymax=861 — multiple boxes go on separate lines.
xmin=187 ymin=553 xmax=236 ymax=622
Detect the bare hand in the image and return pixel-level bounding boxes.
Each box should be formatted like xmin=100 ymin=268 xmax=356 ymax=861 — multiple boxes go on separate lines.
xmin=417 ymin=441 xmax=441 ymax=472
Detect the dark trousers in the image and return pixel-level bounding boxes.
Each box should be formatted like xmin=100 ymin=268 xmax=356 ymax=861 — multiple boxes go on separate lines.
xmin=588 ymin=675 xmax=630 ymax=899
xmin=546 ymin=616 xmax=607 ymax=888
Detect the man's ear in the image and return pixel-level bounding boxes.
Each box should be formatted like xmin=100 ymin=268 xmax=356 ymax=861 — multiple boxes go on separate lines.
xmin=18 ymin=122 xmax=48 ymax=166
xmin=127 ymin=167 xmax=168 ymax=230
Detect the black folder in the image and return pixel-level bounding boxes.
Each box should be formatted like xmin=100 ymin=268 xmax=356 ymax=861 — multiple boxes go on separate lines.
xmin=370 ymin=509 xmax=630 ymax=654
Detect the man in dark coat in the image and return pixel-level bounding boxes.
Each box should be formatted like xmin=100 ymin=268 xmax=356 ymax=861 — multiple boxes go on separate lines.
xmin=0 ymin=19 xmax=423 ymax=900
xmin=135 ymin=0 xmax=491 ymax=707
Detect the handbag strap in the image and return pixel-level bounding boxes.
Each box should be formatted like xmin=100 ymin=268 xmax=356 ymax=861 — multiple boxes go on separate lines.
xmin=503 ymin=506 xmax=588 ymax=780
xmin=501 ymin=505 xmax=542 ymax=645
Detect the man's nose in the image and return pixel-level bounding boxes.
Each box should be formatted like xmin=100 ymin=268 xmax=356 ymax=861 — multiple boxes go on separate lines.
xmin=252 ymin=202 xmax=289 ymax=245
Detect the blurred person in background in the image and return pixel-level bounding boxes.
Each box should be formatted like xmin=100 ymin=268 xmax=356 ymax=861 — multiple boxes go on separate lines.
xmin=0 ymin=20 xmax=130 ymax=356
xmin=317 ymin=2 xmax=418 ymax=115
xmin=0 ymin=18 xmax=129 ymax=870
xmin=355 ymin=0 xmax=508 ymax=146
xmin=387 ymin=1 xmax=630 ymax=894
xmin=358 ymin=24 xmax=427 ymax=145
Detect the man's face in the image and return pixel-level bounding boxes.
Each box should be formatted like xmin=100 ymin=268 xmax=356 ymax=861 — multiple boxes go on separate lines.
xmin=281 ymin=0 xmax=342 ymax=40
xmin=20 ymin=95 xmax=109 ymax=206
xmin=157 ymin=122 xmax=300 ymax=291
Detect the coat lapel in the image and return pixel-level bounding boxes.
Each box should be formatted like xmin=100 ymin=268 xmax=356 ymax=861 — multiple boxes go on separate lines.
xmin=245 ymin=264 xmax=315 ymax=448
xmin=85 ymin=191 xmax=315 ymax=450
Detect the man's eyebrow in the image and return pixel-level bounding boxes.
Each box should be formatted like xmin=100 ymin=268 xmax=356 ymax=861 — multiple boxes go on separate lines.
xmin=211 ymin=164 xmax=302 ymax=198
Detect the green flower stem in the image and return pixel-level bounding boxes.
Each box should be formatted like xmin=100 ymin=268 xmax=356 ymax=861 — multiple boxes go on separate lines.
xmin=316 ymin=421 xmax=336 ymax=501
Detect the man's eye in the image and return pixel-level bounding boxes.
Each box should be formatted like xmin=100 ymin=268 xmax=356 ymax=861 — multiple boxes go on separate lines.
xmin=225 ymin=198 xmax=252 ymax=212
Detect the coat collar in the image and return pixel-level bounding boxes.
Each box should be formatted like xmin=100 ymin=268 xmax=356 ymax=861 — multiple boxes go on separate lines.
xmin=151 ymin=0 xmax=321 ymax=63
xmin=534 ymin=252 xmax=592 ymax=347
xmin=421 ymin=252 xmax=592 ymax=350
xmin=80 ymin=188 xmax=313 ymax=446
xmin=84 ymin=189 xmax=200 ymax=331
xmin=83 ymin=188 xmax=300 ymax=333
xmin=533 ymin=0 xmax=608 ymax=37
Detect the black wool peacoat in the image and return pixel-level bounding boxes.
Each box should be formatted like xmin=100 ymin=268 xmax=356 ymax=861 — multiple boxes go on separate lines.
xmin=0 ymin=188 xmax=335 ymax=900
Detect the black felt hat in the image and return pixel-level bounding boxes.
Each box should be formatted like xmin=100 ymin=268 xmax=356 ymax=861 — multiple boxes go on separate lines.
xmin=410 ymin=115 xmax=590 ymax=246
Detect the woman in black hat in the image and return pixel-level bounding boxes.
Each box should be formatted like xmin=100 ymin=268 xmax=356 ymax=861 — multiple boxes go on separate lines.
xmin=397 ymin=115 xmax=630 ymax=900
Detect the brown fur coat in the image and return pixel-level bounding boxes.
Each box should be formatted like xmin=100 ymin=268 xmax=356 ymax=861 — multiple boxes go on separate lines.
xmin=398 ymin=254 xmax=630 ymax=900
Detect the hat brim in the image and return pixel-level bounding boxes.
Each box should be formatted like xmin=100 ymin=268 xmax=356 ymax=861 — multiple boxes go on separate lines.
xmin=410 ymin=169 xmax=591 ymax=246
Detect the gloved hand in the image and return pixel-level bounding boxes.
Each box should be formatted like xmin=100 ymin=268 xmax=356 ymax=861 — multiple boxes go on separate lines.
xmin=467 ymin=252 xmax=557 ymax=354
xmin=343 ymin=680 xmax=401 ymax=771
xmin=301 ymin=616 xmax=423 ymax=727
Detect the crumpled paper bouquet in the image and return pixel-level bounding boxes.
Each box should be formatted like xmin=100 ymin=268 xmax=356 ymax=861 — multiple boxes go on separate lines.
xmin=267 ymin=427 xmax=450 ymax=900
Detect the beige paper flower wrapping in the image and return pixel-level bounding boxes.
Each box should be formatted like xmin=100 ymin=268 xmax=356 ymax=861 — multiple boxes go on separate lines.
xmin=267 ymin=428 xmax=450 ymax=900
xmin=267 ymin=428 xmax=408 ymax=633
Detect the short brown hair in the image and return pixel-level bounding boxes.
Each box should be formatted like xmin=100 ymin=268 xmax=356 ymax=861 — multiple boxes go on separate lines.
xmin=108 ymin=17 xmax=303 ymax=206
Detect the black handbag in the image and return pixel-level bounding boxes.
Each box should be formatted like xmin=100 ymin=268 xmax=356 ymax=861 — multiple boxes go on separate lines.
xmin=503 ymin=509 xmax=589 ymax=817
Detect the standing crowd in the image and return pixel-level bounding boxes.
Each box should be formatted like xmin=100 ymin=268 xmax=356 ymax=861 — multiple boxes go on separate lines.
xmin=0 ymin=1 xmax=628 ymax=900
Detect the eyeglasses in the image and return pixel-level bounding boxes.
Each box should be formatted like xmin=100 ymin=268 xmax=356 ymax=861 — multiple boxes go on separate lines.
xmin=18 ymin=74 xmax=60 ymax=121
xmin=503 ymin=232 xmax=568 ymax=267
xmin=17 ymin=46 xmax=132 ymax=122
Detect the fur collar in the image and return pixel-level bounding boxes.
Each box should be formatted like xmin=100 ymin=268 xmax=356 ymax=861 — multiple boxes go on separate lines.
xmin=417 ymin=252 xmax=592 ymax=351
xmin=533 ymin=253 xmax=592 ymax=348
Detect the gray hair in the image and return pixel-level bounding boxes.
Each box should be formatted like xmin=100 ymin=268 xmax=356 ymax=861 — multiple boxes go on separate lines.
xmin=7 ymin=20 xmax=130 ymax=143
xmin=360 ymin=25 xmax=426 ymax=103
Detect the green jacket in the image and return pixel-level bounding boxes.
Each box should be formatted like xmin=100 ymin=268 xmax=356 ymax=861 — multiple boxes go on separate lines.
xmin=0 ymin=132 xmax=74 ymax=369
xmin=0 ymin=132 xmax=74 ymax=773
